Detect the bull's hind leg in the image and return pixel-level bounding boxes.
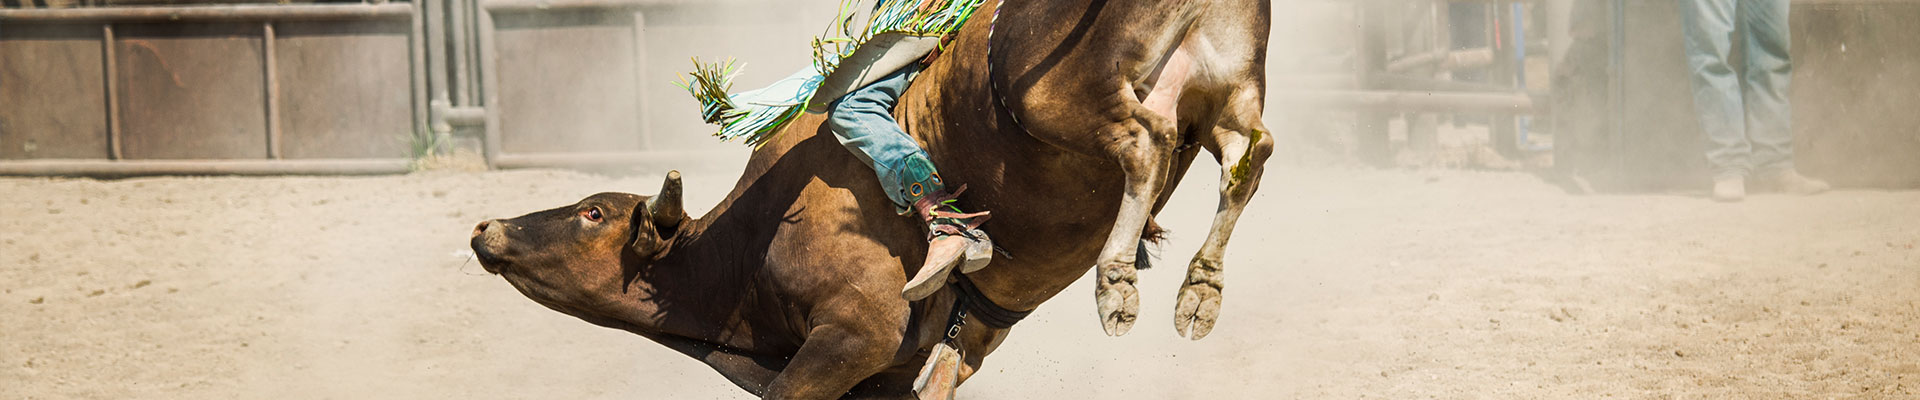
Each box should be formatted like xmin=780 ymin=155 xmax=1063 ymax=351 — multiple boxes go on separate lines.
xmin=1086 ymin=107 xmax=1181 ymax=337
xmin=1173 ymin=86 xmax=1273 ymax=340
xmin=1017 ymin=84 xmax=1183 ymax=336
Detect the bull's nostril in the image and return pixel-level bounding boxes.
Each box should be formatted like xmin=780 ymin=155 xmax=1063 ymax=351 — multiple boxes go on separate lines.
xmin=473 ymin=220 xmax=492 ymax=238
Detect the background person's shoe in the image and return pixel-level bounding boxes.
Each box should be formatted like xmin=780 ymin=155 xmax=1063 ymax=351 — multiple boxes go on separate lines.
xmin=1713 ymin=176 xmax=1745 ymax=202
xmin=1758 ymin=169 xmax=1831 ymax=195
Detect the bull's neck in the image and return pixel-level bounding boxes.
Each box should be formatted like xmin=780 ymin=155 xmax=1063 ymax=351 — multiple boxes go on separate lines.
xmin=604 ymin=217 xmax=770 ymax=353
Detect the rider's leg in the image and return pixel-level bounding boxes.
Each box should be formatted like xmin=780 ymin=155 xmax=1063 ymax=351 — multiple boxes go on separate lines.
xmin=827 ymin=64 xmax=932 ymax=210
xmin=827 ymin=63 xmax=992 ymax=301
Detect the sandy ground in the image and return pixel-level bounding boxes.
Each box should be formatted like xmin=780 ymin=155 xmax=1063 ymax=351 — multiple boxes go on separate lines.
xmin=3 ymin=163 xmax=1916 ymax=399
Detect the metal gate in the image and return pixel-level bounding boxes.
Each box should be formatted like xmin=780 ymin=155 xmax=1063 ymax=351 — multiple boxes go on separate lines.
xmin=1 ymin=0 xmax=822 ymax=175
xmin=1 ymin=3 xmax=419 ymax=174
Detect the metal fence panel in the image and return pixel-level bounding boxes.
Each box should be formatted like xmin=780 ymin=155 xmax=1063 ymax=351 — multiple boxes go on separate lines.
xmin=491 ymin=9 xmax=643 ymax=155
xmin=114 ymin=22 xmax=268 ymax=159
xmin=276 ymin=19 xmax=413 ymax=159
xmin=0 ymin=23 xmax=110 ymax=159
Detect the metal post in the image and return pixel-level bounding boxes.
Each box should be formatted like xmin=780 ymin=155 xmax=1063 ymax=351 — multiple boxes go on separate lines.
xmin=263 ymin=21 xmax=282 ymax=159
xmin=425 ymin=0 xmax=452 ymax=135
xmin=449 ymin=0 xmax=470 ymax=107
xmin=410 ymin=0 xmax=431 ymax=146
xmin=477 ymin=2 xmax=500 ymax=168
xmin=632 ymin=10 xmax=650 ymax=150
xmin=466 ymin=0 xmax=483 ymax=107
xmin=102 ymin=23 xmax=122 ymax=160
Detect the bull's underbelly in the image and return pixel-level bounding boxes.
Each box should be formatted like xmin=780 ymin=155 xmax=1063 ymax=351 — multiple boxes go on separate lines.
xmin=1141 ymin=46 xmax=1195 ymax=123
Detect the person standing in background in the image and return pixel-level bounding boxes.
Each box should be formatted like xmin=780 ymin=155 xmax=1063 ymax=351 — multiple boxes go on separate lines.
xmin=1679 ymin=0 xmax=1829 ymax=202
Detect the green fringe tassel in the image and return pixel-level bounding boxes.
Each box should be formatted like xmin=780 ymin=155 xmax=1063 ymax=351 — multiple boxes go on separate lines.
xmin=682 ymin=0 xmax=987 ymax=147
xmin=812 ymin=0 xmax=987 ymax=76
xmin=675 ymin=58 xmax=815 ymax=146
xmin=675 ymin=58 xmax=742 ymax=126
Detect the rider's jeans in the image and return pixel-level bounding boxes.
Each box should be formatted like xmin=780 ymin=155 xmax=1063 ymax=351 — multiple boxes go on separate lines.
xmin=826 ymin=63 xmax=940 ymax=210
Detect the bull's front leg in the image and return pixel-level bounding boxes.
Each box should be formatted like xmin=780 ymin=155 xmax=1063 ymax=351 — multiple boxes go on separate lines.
xmin=1172 ymin=87 xmax=1273 ymax=340
xmin=1089 ymin=105 xmax=1180 ymax=337
xmin=762 ymin=307 xmax=909 ymax=399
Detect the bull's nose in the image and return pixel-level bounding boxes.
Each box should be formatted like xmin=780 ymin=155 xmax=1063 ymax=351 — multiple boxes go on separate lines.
xmin=472 ymin=220 xmax=493 ymax=239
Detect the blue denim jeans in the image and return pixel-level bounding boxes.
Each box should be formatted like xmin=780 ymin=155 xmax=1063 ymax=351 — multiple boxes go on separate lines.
xmin=827 ymin=63 xmax=939 ymax=210
xmin=1679 ymin=0 xmax=1794 ymax=179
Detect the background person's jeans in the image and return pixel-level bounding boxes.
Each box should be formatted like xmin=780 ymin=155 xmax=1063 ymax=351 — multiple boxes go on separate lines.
xmin=827 ymin=63 xmax=937 ymax=209
xmin=1679 ymin=0 xmax=1794 ymax=178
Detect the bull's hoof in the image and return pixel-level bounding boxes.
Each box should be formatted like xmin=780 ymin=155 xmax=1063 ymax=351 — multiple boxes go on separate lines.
xmin=1093 ymin=262 xmax=1140 ymax=336
xmin=1173 ymin=258 xmax=1225 ymax=340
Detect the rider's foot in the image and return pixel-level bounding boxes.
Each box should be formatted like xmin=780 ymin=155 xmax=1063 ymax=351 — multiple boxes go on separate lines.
xmin=903 ymin=229 xmax=990 ymax=301
xmin=901 ymin=186 xmax=992 ymax=301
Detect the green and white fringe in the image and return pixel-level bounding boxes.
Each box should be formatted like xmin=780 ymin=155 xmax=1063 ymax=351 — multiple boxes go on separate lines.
xmin=676 ymin=0 xmax=987 ymax=147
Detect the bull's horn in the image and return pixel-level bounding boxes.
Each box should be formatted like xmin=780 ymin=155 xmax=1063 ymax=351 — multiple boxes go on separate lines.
xmin=646 ymin=170 xmax=686 ymax=232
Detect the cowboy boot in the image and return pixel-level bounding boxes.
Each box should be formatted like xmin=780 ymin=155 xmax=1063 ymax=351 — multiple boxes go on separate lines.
xmin=901 ymin=184 xmax=993 ymax=301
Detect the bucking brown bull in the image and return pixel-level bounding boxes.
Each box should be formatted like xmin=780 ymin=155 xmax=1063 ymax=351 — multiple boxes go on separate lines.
xmin=468 ymin=0 xmax=1272 ymax=397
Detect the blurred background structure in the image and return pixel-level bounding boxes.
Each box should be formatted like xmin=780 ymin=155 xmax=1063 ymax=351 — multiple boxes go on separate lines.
xmin=0 ymin=0 xmax=841 ymax=175
xmin=1 ymin=0 xmax=1916 ymax=189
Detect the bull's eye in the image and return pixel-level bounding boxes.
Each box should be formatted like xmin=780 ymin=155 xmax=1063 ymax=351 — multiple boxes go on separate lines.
xmin=582 ymin=207 xmax=604 ymax=222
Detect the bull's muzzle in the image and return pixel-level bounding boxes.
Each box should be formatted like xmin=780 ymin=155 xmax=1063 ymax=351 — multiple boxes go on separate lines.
xmin=470 ymin=219 xmax=508 ymax=273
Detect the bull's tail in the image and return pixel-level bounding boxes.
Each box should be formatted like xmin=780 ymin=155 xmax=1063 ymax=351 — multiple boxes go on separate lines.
xmin=1136 ymin=219 xmax=1168 ymax=270
xmin=1136 ymin=240 xmax=1155 ymax=271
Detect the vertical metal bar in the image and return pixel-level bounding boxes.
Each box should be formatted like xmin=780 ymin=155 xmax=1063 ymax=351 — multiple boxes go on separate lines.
xmin=466 ymin=0 xmax=482 ymax=107
xmin=426 ymin=0 xmax=450 ymax=113
xmin=263 ymin=21 xmax=282 ymax=159
xmin=425 ymin=0 xmax=458 ymax=154
xmin=102 ymin=23 xmax=123 ymax=160
xmin=410 ymin=0 xmax=431 ymax=141
xmin=478 ymin=4 xmax=500 ymax=168
xmin=632 ymin=10 xmax=650 ymax=150
xmin=449 ymin=0 xmax=469 ymax=107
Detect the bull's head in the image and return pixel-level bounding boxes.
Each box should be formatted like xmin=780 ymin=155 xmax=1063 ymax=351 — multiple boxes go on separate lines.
xmin=469 ymin=171 xmax=687 ymax=317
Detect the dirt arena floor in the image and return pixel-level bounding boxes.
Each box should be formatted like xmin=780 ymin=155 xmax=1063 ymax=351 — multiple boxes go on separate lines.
xmin=3 ymin=163 xmax=1916 ymax=399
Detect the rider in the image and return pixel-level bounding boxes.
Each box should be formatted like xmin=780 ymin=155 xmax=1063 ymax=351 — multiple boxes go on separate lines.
xmin=682 ymin=0 xmax=992 ymax=301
